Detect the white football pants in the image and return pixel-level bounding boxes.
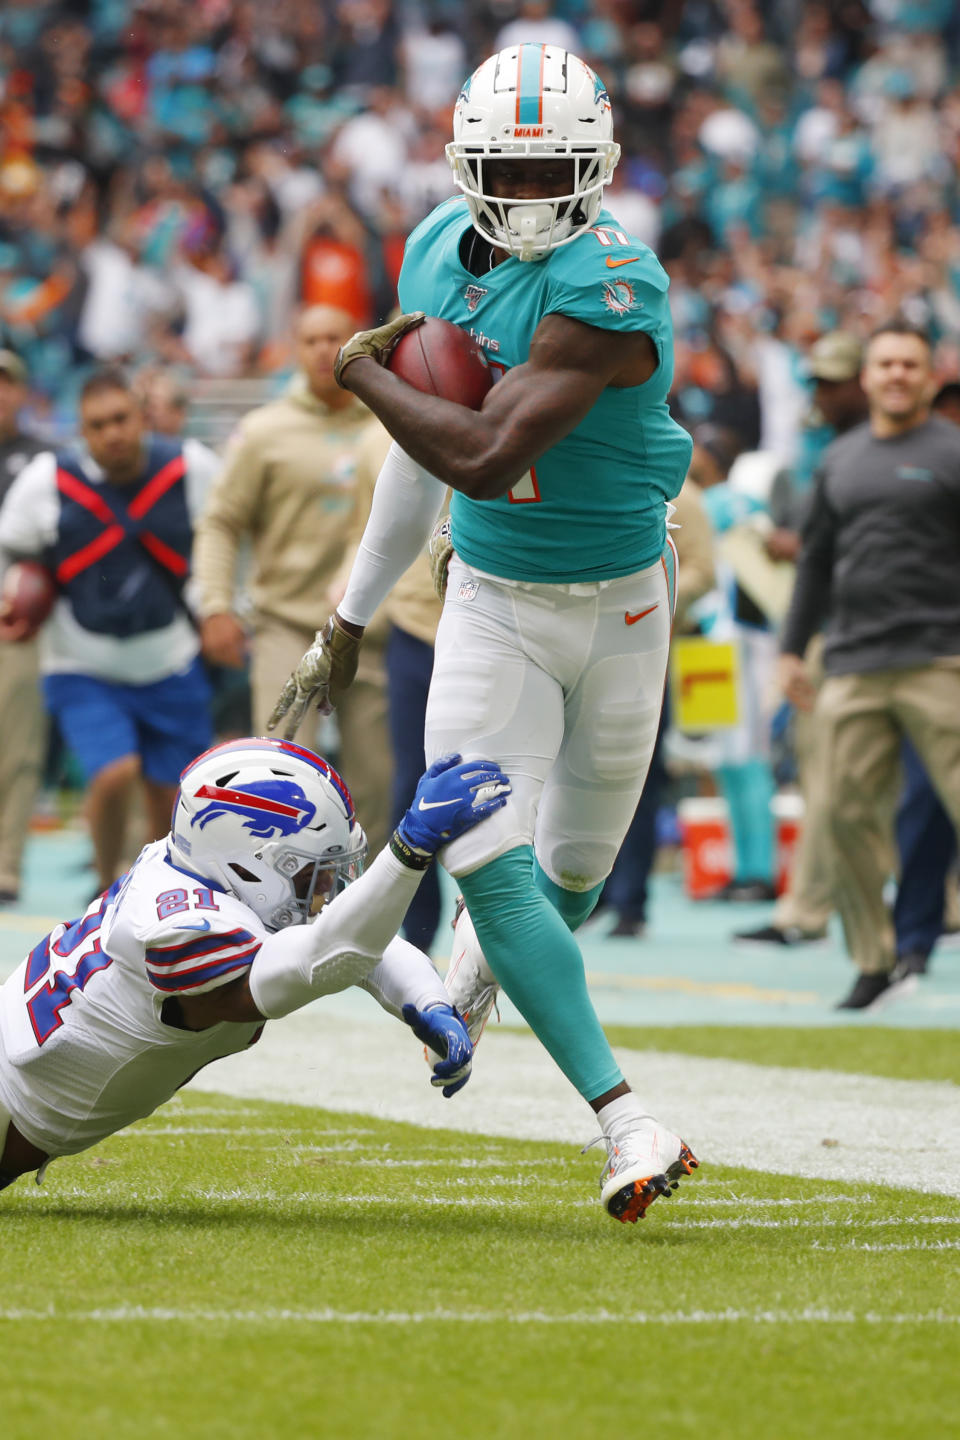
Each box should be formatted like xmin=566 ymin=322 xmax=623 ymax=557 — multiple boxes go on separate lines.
xmin=426 ymin=551 xmax=675 ymax=886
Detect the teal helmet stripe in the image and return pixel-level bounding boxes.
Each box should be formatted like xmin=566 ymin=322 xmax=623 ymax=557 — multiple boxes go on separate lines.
xmin=516 ymin=43 xmax=544 ymax=125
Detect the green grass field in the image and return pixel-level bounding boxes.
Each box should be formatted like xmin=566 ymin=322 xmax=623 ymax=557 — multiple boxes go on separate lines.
xmin=3 ymin=1021 xmax=959 ymax=1440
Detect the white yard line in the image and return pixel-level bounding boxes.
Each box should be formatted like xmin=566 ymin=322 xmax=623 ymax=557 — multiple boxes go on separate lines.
xmin=0 ymin=1305 xmax=957 ymax=1326
xmin=188 ymin=1006 xmax=960 ymax=1198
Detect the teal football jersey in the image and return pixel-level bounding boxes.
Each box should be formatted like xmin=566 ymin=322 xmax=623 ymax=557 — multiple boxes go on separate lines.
xmin=398 ymin=199 xmax=693 ymax=583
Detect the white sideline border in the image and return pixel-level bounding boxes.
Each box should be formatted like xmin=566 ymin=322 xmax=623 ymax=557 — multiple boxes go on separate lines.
xmin=188 ymin=1005 xmax=960 ymax=1198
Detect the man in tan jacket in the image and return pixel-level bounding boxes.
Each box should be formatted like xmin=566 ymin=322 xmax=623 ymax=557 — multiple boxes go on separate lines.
xmin=193 ymin=306 xmax=392 ymax=855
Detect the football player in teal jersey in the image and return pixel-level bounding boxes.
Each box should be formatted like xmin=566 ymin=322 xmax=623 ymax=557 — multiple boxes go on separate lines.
xmin=270 ymin=44 xmax=699 ymax=1223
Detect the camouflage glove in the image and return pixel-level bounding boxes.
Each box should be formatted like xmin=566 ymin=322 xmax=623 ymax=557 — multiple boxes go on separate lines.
xmin=428 ymin=514 xmax=454 ymax=602
xmin=267 ymin=614 xmax=362 ymax=739
xmin=334 ymin=311 xmax=426 ymax=387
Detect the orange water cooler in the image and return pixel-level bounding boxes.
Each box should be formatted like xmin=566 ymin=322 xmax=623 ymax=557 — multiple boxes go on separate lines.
xmin=677 ymin=794 xmax=804 ymax=900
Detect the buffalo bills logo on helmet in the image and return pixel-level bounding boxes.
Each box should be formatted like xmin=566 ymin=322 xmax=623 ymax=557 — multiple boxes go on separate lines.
xmin=190 ymin=780 xmax=317 ymax=839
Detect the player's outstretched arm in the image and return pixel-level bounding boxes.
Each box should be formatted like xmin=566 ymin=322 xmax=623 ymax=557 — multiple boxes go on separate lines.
xmin=357 ymin=934 xmax=475 ymax=1097
xmin=336 ymin=312 xmax=657 ymax=500
xmin=245 ymin=755 xmax=510 ymax=1018
xmin=175 ymin=756 xmax=510 ymax=1034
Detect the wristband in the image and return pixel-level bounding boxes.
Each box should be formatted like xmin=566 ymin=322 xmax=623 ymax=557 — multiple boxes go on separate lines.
xmin=389 ymin=829 xmax=433 ymax=871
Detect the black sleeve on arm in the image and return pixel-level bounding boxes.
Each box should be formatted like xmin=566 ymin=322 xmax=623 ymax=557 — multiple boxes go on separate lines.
xmin=780 ymin=468 xmax=837 ymax=657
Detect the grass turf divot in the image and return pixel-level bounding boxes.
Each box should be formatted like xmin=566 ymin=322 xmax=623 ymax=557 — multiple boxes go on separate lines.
xmin=2 ymin=1090 xmax=959 ymax=1440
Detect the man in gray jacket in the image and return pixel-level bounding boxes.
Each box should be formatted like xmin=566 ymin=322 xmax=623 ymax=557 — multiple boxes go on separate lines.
xmin=779 ymin=319 xmax=960 ymax=1009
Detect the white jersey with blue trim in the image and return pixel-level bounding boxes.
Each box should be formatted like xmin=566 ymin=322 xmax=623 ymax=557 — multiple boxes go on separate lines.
xmin=0 ymin=840 xmax=265 ymax=1157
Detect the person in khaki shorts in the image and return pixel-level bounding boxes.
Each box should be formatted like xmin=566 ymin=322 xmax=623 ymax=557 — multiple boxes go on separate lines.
xmin=779 ymin=319 xmax=960 ymax=1010
xmin=193 ymin=306 xmax=392 ymax=856
xmin=0 ymin=350 xmax=49 ymax=902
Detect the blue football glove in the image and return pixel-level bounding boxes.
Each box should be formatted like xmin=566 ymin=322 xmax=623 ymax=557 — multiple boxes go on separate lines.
xmin=397 ymin=754 xmax=511 ymax=856
xmin=401 ymin=1001 xmax=473 ymax=1097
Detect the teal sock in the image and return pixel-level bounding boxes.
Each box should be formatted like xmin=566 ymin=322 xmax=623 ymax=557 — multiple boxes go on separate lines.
xmin=716 ymin=764 xmax=748 ymax=881
xmin=717 ymin=762 xmax=775 ymax=882
xmin=533 ymin=858 xmax=604 ymax=931
xmin=740 ymin=759 xmax=776 ymax=881
xmin=458 ymin=847 xmax=622 ymax=1100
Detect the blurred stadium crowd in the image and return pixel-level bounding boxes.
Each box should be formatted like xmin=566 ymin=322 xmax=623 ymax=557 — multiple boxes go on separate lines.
xmin=1 ymin=0 xmax=960 ymax=454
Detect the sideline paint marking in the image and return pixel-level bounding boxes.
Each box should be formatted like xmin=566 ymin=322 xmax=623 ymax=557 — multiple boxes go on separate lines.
xmin=586 ymin=970 xmax=821 ymax=1005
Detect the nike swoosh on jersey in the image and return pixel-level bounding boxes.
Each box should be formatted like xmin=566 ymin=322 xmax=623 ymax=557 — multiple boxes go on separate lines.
xmin=178 ymin=919 xmax=212 ymax=932
xmin=606 ymin=256 xmax=639 ymax=268
xmin=418 ymin=798 xmax=460 ymax=810
xmin=625 ymin=604 xmax=659 ymax=625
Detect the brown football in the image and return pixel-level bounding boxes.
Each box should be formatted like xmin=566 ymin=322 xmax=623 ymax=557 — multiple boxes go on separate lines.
xmin=387 ymin=317 xmax=493 ymax=411
xmin=2 ymin=560 xmax=58 ymax=638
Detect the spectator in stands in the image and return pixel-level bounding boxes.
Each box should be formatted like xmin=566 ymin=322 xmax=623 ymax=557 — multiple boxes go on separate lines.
xmin=933 ymin=380 xmax=960 ymax=427
xmin=298 ymin=191 xmax=375 ymax=327
xmin=0 ymin=348 xmax=49 ymax=903
xmin=779 ymin=320 xmax=960 ymax=1009
xmin=135 ymin=368 xmax=190 ymax=438
xmin=76 ymin=219 xmax=173 ymax=365
xmin=193 ymin=305 xmax=393 ymax=857
xmin=0 ymin=367 xmax=220 ymax=896
xmin=172 ymin=226 xmax=262 ymax=378
xmin=495 ymin=1 xmax=581 ymax=54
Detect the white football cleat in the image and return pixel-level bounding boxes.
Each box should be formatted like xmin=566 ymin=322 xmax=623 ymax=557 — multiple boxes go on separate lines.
xmin=445 ymin=899 xmax=500 ymax=1043
xmin=588 ymin=1116 xmax=699 ymax=1223
xmin=426 ymin=899 xmax=499 ymax=1073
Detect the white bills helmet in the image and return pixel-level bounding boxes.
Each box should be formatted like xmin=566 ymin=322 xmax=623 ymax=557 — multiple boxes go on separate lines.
xmin=447 ymin=43 xmax=620 ymax=262
xmin=169 ymin=738 xmax=367 ymax=931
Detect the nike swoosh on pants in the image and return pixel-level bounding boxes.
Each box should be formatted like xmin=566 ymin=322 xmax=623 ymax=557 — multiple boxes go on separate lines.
xmin=625 ymin=604 xmax=659 ymax=625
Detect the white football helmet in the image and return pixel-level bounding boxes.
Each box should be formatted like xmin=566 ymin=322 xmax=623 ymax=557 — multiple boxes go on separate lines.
xmin=447 ymin=43 xmax=620 ymax=262
xmin=168 ymin=738 xmax=367 ymax=931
